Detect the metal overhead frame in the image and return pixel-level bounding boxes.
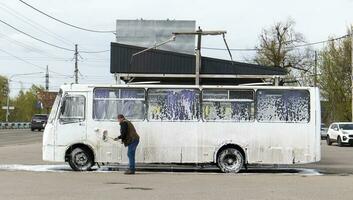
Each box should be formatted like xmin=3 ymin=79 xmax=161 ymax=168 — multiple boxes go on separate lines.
xmin=119 ymin=73 xmax=285 ymax=86
xmin=119 ymin=73 xmax=285 ymax=79
xmin=173 ymin=27 xmax=233 ymax=85
xmin=112 ymin=27 xmax=287 ymax=86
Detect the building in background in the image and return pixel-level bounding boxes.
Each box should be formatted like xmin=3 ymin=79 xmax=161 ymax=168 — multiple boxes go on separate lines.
xmin=37 ymin=91 xmax=57 ymax=113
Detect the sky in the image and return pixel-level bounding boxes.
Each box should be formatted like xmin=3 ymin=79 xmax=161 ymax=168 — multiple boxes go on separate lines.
xmin=0 ymin=0 xmax=352 ymax=96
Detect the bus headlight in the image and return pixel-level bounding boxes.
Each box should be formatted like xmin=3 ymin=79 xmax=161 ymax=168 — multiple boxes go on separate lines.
xmin=343 ymin=136 xmax=347 ymax=141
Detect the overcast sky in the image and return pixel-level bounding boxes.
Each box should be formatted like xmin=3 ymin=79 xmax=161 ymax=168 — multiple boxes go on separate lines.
xmin=0 ymin=0 xmax=352 ymax=96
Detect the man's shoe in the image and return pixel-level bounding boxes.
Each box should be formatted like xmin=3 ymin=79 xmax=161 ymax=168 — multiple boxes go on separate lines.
xmin=124 ymin=170 xmax=135 ymax=175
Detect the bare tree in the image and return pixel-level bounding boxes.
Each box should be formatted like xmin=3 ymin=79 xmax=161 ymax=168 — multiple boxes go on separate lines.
xmin=254 ymin=19 xmax=314 ymax=85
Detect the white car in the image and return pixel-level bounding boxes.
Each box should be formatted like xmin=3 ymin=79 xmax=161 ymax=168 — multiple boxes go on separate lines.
xmin=326 ymin=122 xmax=353 ymax=147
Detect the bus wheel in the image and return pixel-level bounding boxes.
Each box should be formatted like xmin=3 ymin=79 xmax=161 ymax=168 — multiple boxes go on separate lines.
xmin=217 ymin=148 xmax=244 ymax=173
xmin=68 ymin=147 xmax=94 ymax=171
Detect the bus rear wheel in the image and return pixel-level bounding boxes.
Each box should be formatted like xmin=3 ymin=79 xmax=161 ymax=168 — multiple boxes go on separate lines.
xmin=68 ymin=147 xmax=94 ymax=171
xmin=217 ymin=147 xmax=244 ymax=173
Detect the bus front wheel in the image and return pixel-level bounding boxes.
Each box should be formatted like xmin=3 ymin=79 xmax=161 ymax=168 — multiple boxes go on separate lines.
xmin=68 ymin=147 xmax=94 ymax=171
xmin=217 ymin=147 xmax=244 ymax=173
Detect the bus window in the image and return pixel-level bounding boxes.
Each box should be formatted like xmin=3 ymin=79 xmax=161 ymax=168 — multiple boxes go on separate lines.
xmin=256 ymin=90 xmax=310 ymax=123
xmin=147 ymin=89 xmax=200 ymax=121
xmin=59 ymin=95 xmax=85 ymax=123
xmin=93 ymin=88 xmax=145 ymax=121
xmin=202 ymin=89 xmax=254 ymax=122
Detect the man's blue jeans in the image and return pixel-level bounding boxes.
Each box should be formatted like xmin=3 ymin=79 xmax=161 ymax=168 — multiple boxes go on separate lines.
xmin=127 ymin=139 xmax=139 ymax=171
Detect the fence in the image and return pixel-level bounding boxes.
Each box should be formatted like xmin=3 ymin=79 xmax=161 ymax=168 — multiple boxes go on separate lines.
xmin=0 ymin=122 xmax=31 ymax=129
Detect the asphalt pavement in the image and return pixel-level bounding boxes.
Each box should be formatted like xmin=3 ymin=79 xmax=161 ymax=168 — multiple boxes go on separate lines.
xmin=0 ymin=129 xmax=352 ymax=200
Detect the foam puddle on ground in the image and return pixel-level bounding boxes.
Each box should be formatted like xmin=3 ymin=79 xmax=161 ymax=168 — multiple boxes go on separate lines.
xmin=0 ymin=164 xmax=72 ymax=172
xmin=0 ymin=164 xmax=322 ymax=176
xmin=295 ymin=168 xmax=322 ymax=176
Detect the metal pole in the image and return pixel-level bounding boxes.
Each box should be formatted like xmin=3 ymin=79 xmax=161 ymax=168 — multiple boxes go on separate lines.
xmin=351 ymin=27 xmax=353 ymax=121
xmin=74 ymin=44 xmax=78 ymax=84
xmin=5 ymin=78 xmax=9 ymax=122
xmin=45 ymin=65 xmax=49 ymax=91
xmin=115 ymin=24 xmax=121 ymax=85
xmin=314 ymin=51 xmax=318 ymax=87
xmin=195 ymin=27 xmax=202 ymax=85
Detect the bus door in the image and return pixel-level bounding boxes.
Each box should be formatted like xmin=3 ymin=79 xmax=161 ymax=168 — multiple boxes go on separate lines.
xmin=55 ymin=92 xmax=87 ymax=147
xmin=88 ymin=121 xmax=122 ymax=163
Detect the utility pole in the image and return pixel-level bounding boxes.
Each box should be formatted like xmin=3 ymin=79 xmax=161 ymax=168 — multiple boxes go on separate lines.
xmin=314 ymin=51 xmax=318 ymax=87
xmin=5 ymin=78 xmax=10 ymax=122
xmin=74 ymin=44 xmax=78 ymax=84
xmin=45 ymin=65 xmax=49 ymax=91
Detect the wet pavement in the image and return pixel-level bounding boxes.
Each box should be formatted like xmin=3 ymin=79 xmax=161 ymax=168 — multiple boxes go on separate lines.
xmin=0 ymin=129 xmax=353 ymax=200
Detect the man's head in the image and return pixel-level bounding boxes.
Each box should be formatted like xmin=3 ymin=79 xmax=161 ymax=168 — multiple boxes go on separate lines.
xmin=117 ymin=114 xmax=125 ymax=123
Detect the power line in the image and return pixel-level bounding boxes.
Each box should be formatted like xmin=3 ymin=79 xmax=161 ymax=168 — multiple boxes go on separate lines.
xmin=202 ymin=47 xmax=257 ymax=51
xmin=0 ymin=48 xmax=49 ymax=70
xmin=290 ymin=34 xmax=349 ymax=49
xmin=0 ymin=56 xmax=71 ymax=62
xmin=0 ymin=19 xmax=110 ymax=54
xmin=0 ymin=2 xmax=74 ymax=46
xmin=0 ymin=48 xmax=71 ymax=77
xmin=79 ymin=49 xmax=110 ymax=54
xmin=1 ymin=2 xmax=110 ymax=55
xmin=0 ymin=32 xmax=72 ymax=60
xmin=202 ymin=34 xmax=350 ymax=52
xmin=0 ymin=19 xmax=75 ymax=52
xmin=19 ymin=0 xmax=115 ymax=34
xmin=0 ymin=32 xmax=48 ymax=54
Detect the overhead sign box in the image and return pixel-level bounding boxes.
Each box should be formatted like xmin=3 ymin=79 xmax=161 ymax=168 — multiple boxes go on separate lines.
xmin=116 ymin=19 xmax=196 ymax=55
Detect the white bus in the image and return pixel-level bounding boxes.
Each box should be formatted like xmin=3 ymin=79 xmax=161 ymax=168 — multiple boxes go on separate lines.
xmin=43 ymin=84 xmax=321 ymax=173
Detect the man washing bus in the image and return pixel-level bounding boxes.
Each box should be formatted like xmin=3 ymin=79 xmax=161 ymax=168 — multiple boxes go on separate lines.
xmin=114 ymin=114 xmax=140 ymax=175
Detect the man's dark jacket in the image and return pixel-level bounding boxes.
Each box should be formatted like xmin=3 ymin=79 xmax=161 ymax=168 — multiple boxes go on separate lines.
xmin=118 ymin=119 xmax=140 ymax=146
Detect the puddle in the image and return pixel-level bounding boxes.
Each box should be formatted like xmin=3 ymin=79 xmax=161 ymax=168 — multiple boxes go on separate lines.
xmin=124 ymin=187 xmax=153 ymax=190
xmin=0 ymin=164 xmax=322 ymax=176
xmin=104 ymin=182 xmax=128 ymax=185
xmin=0 ymin=164 xmax=72 ymax=172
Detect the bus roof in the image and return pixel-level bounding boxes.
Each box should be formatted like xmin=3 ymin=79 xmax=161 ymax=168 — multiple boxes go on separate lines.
xmin=59 ymin=83 xmax=314 ymax=92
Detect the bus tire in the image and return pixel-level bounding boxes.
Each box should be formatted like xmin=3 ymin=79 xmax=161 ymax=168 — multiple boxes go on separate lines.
xmin=337 ymin=136 xmax=343 ymax=147
xmin=326 ymin=136 xmax=332 ymax=145
xmin=68 ymin=147 xmax=94 ymax=171
xmin=217 ymin=147 xmax=244 ymax=173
